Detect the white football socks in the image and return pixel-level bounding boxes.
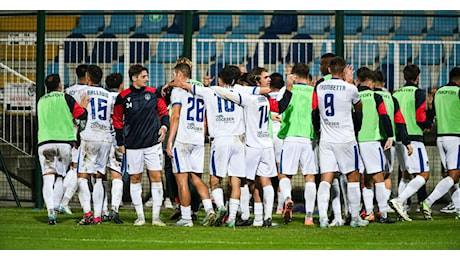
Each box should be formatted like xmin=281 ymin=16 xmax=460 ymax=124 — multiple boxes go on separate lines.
xmin=77 ymin=177 xmax=92 ymax=214
xmin=130 ymin=182 xmax=144 ymax=220
xmin=426 ymin=176 xmax=454 ymax=207
xmin=111 ymin=178 xmax=123 ymax=212
xmin=42 ymin=174 xmax=55 ymax=216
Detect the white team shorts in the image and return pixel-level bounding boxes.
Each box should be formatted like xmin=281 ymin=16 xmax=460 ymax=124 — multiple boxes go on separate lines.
xmin=319 ymin=140 xmax=360 ymax=174
xmin=384 ymin=145 xmax=395 ymax=173
xmin=107 ymin=143 xmax=126 ymax=174
xmin=71 ymin=146 xmax=80 ymax=164
xmin=38 ymin=143 xmax=71 ymax=176
xmin=280 ymin=137 xmax=318 ymax=175
xmin=77 ymin=140 xmax=112 ymax=174
xmin=437 ymin=136 xmax=460 ymax=171
xmin=126 ymin=143 xmax=163 ymax=174
xmin=209 ymin=136 xmax=246 ymax=178
xmin=272 ymin=130 xmax=283 ymax=163
xmin=171 ymin=142 xmax=204 ymax=174
xmin=245 ymin=146 xmax=277 ymax=181
xmin=359 ymin=141 xmax=386 ymax=174
xmin=396 ymin=141 xmax=430 ymax=174
xmin=358 ymin=152 xmax=365 ymax=174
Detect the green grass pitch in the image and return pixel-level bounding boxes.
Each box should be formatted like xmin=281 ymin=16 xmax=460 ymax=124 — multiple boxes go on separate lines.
xmin=0 ymin=206 xmax=459 ymax=250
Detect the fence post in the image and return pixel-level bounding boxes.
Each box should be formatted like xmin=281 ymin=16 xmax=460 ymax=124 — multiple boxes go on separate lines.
xmin=335 ymin=10 xmax=344 ymax=58
xmin=183 ymin=10 xmax=193 ymax=60
xmin=34 ymin=10 xmax=45 ymax=209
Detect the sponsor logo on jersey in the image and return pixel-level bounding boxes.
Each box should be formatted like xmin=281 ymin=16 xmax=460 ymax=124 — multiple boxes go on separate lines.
xmin=324 ymin=118 xmax=340 ymax=128
xmin=215 ymin=114 xmax=235 ymax=123
xmin=257 ymin=131 xmax=270 ymax=138
xmin=186 ymin=122 xmax=203 ymax=132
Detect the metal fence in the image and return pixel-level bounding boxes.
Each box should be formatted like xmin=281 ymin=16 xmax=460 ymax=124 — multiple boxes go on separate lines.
xmin=0 ymin=10 xmax=459 ymax=205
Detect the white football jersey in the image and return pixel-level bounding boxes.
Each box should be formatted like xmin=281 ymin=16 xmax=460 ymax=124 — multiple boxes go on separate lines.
xmin=316 ymin=78 xmax=360 ymax=143
xmin=65 ymin=83 xmax=88 ymax=134
xmin=239 ymin=93 xmax=273 ymax=148
xmin=79 ymin=86 xmax=114 ymax=143
xmin=170 ymin=87 xmax=205 ymax=145
xmin=192 ymin=85 xmax=245 ymax=138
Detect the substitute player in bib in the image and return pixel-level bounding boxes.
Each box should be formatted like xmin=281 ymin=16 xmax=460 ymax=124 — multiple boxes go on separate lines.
xmin=373 ymin=70 xmax=413 ymax=215
xmin=58 ymin=64 xmax=88 ymax=215
xmin=166 ymin=63 xmax=217 ymax=227
xmin=113 ymin=64 xmax=170 ymax=226
xmin=354 ymin=68 xmax=395 ymax=224
xmin=316 ymin=56 xmax=366 ymax=228
xmin=76 ymin=65 xmax=114 ymax=225
xmin=276 ymin=63 xmax=320 ymax=226
xmin=390 ymin=64 xmax=433 ymax=221
xmin=38 ymin=74 xmax=89 ymax=225
xmin=421 ymin=67 xmax=460 ymax=220
xmin=104 ymin=73 xmax=125 ymax=224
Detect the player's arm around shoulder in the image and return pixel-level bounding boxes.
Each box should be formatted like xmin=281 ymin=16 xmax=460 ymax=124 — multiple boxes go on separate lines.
xmin=210 ymin=86 xmax=243 ymax=105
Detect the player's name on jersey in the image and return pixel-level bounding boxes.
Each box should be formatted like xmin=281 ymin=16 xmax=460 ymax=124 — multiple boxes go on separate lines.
xmin=87 ymin=89 xmax=109 ymax=98
xmin=318 ymin=84 xmax=346 ymax=91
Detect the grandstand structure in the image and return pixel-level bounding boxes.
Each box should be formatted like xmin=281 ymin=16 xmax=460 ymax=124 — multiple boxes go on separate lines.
xmin=0 ymin=10 xmax=459 ymax=204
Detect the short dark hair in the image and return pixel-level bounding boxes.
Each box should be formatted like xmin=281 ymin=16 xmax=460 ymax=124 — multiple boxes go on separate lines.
xmin=129 ymin=64 xmax=148 ymax=82
xmin=105 ymin=73 xmax=123 ymax=89
xmin=320 ymin=53 xmax=336 ymax=75
xmin=356 ymin=66 xmax=371 ymax=82
xmin=356 ymin=67 xmax=375 ymax=83
xmin=174 ymin=63 xmax=191 ymax=79
xmin=403 ymin=64 xmax=420 ymax=82
xmin=449 ymin=67 xmax=460 ymax=82
xmin=45 ymin=74 xmax=61 ymax=91
xmin=219 ymin=65 xmax=240 ymax=85
xmin=76 ymin=64 xmax=88 ymax=79
xmin=228 ymin=65 xmax=241 ymax=85
xmin=291 ymin=63 xmax=310 ymax=79
xmin=270 ymin=72 xmax=284 ymax=89
xmin=87 ymin=65 xmax=103 ymax=85
xmin=329 ymin=56 xmax=346 ymax=75
xmin=374 ymin=70 xmax=385 ymax=84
